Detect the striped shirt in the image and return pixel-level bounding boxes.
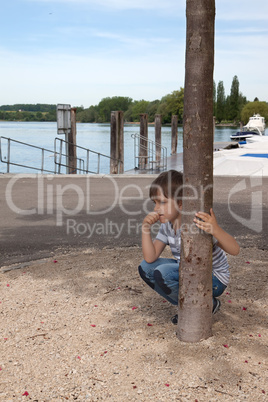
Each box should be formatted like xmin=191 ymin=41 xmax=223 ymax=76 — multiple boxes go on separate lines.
xmin=155 ymin=222 xmax=230 ymax=286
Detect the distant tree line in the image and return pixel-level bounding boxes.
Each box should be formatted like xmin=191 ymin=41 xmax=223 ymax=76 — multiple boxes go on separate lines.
xmin=0 ymin=110 xmax=56 ymax=122
xmin=0 ymin=103 xmax=56 ymax=112
xmin=1 ymin=76 xmax=268 ymax=124
xmin=0 ymin=104 xmax=56 ymax=121
xmin=76 ymin=88 xmax=184 ymax=124
xmin=214 ymin=75 xmax=247 ymax=123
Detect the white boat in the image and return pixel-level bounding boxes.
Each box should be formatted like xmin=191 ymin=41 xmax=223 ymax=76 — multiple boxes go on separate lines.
xmin=230 ymin=113 xmax=266 ymax=140
xmin=245 ymin=113 xmax=266 ymax=133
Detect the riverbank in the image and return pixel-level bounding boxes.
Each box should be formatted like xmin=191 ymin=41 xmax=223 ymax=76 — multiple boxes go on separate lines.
xmin=1 ymin=119 xmax=239 ymax=127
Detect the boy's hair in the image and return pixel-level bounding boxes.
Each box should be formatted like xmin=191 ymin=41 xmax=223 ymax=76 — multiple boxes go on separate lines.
xmin=149 ymin=170 xmax=183 ymax=202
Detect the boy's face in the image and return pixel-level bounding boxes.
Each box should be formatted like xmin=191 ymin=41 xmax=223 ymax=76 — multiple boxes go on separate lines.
xmin=152 ymin=190 xmax=181 ymax=225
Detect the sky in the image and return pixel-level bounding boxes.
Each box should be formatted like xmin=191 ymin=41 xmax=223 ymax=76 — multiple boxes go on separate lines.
xmin=1 ymin=0 xmax=268 ymax=108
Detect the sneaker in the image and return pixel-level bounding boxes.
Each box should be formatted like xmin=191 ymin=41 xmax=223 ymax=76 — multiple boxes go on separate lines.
xmin=171 ymin=314 xmax=178 ymax=325
xmin=213 ymin=299 xmax=221 ymax=314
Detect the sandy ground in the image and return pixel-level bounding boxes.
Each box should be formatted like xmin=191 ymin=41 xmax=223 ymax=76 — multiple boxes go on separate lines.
xmin=0 ymin=245 xmax=267 ymax=401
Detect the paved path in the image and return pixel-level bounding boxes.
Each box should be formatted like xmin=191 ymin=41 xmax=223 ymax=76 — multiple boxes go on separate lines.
xmin=0 ymin=174 xmax=267 ymax=267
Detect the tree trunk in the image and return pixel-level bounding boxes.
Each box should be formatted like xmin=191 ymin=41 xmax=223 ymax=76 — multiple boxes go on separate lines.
xmin=177 ymin=0 xmax=215 ymax=342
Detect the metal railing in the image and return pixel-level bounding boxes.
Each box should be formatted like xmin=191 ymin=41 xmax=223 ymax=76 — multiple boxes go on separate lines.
xmin=0 ymin=136 xmax=57 ymax=174
xmin=131 ymin=133 xmax=167 ymax=171
xmin=0 ymin=136 xmax=123 ymax=175
xmin=54 ymin=138 xmax=123 ymax=174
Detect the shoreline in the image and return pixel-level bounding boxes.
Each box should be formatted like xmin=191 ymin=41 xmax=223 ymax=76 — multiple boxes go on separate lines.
xmin=1 ymin=119 xmax=239 ymax=128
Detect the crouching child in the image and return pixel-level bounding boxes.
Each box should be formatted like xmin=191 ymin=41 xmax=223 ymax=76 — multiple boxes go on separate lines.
xmin=138 ymin=170 xmax=240 ymax=324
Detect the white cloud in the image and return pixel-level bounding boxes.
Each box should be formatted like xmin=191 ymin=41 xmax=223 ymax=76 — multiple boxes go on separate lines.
xmin=55 ymin=26 xmax=175 ymax=49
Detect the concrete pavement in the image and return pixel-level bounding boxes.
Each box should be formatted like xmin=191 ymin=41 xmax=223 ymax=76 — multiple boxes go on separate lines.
xmin=0 ymin=174 xmax=267 ymax=267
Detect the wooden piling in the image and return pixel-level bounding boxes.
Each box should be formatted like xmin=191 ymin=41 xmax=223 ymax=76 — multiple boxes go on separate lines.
xmin=110 ymin=111 xmax=124 ymax=174
xmin=68 ymin=108 xmax=77 ymax=174
xmin=155 ymin=114 xmax=162 ymax=162
xmin=139 ymin=113 xmax=148 ymax=169
xmin=171 ymin=115 xmax=178 ymax=154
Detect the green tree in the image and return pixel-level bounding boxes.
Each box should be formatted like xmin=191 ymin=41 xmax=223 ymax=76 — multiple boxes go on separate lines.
xmin=216 ymin=81 xmax=225 ymax=122
xmin=47 ymin=110 xmax=57 ymax=121
xmin=155 ymin=89 xmax=184 ymax=124
xmin=14 ymin=111 xmax=23 ymax=121
xmin=126 ymin=100 xmax=150 ymax=122
xmin=238 ymin=93 xmax=247 ymax=120
xmin=97 ymin=96 xmax=133 ymax=122
xmin=241 ymin=101 xmax=268 ymax=124
xmin=147 ymin=100 xmax=160 ymax=122
xmin=165 ymin=89 xmax=184 ymax=122
xmin=24 ymin=112 xmax=36 ymax=121
xmin=77 ymin=106 xmax=98 ymax=123
xmin=36 ymin=111 xmax=43 ymax=120
xmin=156 ymin=100 xmax=169 ymax=123
xmin=224 ymin=95 xmax=231 ymax=121
xmin=124 ymin=105 xmax=134 ymax=122
xmin=224 ymin=76 xmax=247 ymax=122
xmin=228 ymin=75 xmax=240 ymax=121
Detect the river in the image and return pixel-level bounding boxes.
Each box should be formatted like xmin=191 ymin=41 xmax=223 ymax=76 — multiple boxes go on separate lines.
xmin=0 ymin=121 xmax=239 ymax=174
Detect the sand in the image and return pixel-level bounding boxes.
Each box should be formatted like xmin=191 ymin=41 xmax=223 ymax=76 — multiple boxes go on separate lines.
xmin=0 ymin=245 xmax=267 ymax=401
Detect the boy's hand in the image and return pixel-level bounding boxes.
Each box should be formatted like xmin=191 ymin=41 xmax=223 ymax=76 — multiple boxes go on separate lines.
xmin=143 ymin=212 xmax=160 ymax=227
xmin=193 ymin=208 xmax=219 ymax=235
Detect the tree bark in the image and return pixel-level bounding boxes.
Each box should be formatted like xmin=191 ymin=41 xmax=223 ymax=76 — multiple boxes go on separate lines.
xmin=177 ymin=0 xmax=215 ymax=342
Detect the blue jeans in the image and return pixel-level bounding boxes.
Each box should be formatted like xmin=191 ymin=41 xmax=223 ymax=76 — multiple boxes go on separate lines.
xmin=138 ymin=258 xmax=227 ymax=309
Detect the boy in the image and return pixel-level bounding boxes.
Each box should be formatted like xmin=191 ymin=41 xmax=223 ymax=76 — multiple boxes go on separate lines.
xmin=138 ymin=170 xmax=240 ymax=324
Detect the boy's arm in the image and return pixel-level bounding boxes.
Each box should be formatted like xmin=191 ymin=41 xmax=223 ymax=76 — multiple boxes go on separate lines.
xmin=194 ymin=208 xmax=240 ymax=256
xmin=142 ymin=212 xmax=166 ymax=263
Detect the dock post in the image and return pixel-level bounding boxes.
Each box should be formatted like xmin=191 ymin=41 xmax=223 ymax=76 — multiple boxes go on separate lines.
xmin=110 ymin=111 xmax=124 ymax=174
xmin=171 ymin=115 xmax=178 ymax=154
xmin=155 ymin=114 xmax=162 ymax=163
xmin=139 ymin=113 xmax=148 ymax=169
xmin=68 ymin=108 xmax=77 ymax=174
